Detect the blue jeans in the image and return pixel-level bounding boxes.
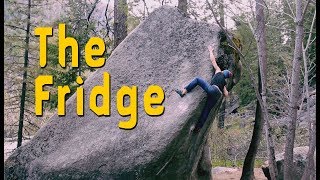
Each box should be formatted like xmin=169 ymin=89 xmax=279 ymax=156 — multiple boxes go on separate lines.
xmin=185 ymin=77 xmax=222 ymax=128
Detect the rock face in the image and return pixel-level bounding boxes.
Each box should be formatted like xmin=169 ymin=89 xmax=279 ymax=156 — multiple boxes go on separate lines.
xmin=5 ymin=6 xmax=240 ymax=179
xmin=261 ymin=146 xmax=311 ymax=180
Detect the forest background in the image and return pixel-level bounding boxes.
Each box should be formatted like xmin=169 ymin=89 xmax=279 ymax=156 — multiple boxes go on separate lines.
xmin=4 ymin=0 xmax=316 ymax=179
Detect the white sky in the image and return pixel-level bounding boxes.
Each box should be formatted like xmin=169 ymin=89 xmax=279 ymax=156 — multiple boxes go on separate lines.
xmin=99 ymin=0 xmax=254 ymax=29
xmin=34 ymin=0 xmax=254 ymax=31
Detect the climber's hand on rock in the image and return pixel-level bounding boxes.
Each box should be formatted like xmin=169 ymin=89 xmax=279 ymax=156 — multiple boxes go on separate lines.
xmin=208 ymin=45 xmax=214 ymax=52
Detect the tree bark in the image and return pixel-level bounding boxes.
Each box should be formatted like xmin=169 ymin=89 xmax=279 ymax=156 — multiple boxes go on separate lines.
xmin=301 ymin=119 xmax=316 ymax=180
xmin=301 ymin=10 xmax=316 ymax=178
xmin=114 ymin=0 xmax=128 ymax=48
xmin=17 ymin=0 xmax=31 ymax=148
xmin=217 ymin=0 xmax=225 ymax=129
xmin=218 ymin=0 xmax=225 ymax=27
xmin=241 ymin=66 xmax=262 ymax=180
xmin=255 ymin=0 xmax=278 ymax=178
xmin=241 ymin=0 xmax=278 ymax=179
xmin=177 ymin=0 xmax=187 ymax=15
xmin=283 ymin=0 xmax=304 ymax=179
xmin=263 ymin=120 xmax=278 ymax=180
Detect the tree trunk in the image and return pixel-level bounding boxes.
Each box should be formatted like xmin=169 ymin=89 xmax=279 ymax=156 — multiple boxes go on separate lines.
xmin=255 ymin=0 xmax=278 ymax=177
xmin=301 ymin=119 xmax=316 ymax=180
xmin=17 ymin=0 xmax=31 ymax=148
xmin=264 ymin=119 xmax=278 ymax=180
xmin=241 ymin=0 xmax=278 ymax=179
xmin=301 ymin=11 xmax=316 ymax=178
xmin=283 ymin=0 xmax=304 ymax=179
xmin=204 ymin=6 xmax=277 ymax=178
xmin=114 ymin=0 xmax=128 ymax=48
xmin=241 ymin=66 xmax=262 ymax=180
xmin=217 ymin=0 xmax=225 ymax=129
xmin=218 ymin=0 xmax=225 ymax=27
xmin=177 ymin=0 xmax=187 ymax=15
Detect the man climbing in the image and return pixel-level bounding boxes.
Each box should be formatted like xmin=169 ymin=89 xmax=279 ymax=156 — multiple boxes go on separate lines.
xmin=175 ymin=45 xmax=233 ymax=133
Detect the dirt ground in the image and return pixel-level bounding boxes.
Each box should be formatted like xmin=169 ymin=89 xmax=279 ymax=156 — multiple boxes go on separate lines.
xmin=212 ymin=167 xmax=267 ymax=180
xmin=5 ymin=141 xmax=268 ymax=180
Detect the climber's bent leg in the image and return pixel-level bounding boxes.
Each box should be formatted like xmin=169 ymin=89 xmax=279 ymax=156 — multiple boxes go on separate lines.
xmin=195 ymin=100 xmax=213 ymax=129
xmin=195 ymin=87 xmax=221 ymax=129
xmin=185 ymin=77 xmax=211 ymax=94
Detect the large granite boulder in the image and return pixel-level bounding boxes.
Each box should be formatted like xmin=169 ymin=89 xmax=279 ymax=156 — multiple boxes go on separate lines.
xmin=5 ymin=6 xmax=240 ymax=179
xmin=261 ymin=146 xmax=312 ymax=180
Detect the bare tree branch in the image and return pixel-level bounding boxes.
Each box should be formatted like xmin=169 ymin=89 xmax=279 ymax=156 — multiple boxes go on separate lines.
xmin=5 ymin=24 xmax=27 ymax=32
xmin=285 ymin=0 xmax=296 ymax=18
xmin=142 ymin=0 xmax=150 ymax=16
xmin=87 ymin=0 xmax=100 ymax=23
xmin=302 ymin=0 xmax=312 ymax=20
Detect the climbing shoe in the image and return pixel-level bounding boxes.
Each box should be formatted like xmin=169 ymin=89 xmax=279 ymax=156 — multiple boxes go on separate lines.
xmin=175 ymin=89 xmax=185 ymax=97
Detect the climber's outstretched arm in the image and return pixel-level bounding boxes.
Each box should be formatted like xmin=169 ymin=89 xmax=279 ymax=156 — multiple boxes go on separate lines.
xmin=223 ymin=86 xmax=229 ymax=97
xmin=208 ymin=45 xmax=221 ymax=74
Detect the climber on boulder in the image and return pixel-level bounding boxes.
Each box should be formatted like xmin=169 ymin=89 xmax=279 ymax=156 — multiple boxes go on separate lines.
xmin=175 ymin=45 xmax=233 ymax=133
